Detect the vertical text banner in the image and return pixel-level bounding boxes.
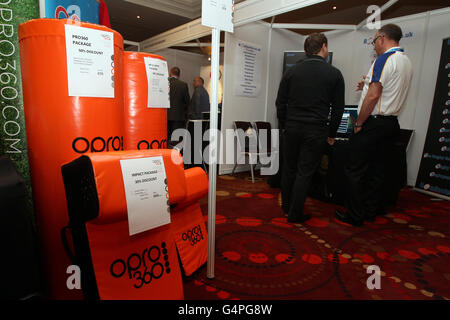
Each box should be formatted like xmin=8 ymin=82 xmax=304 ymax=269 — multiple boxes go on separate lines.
xmin=144 ymin=56 xmax=169 ymax=108
xmin=234 ymin=39 xmax=263 ymax=97
xmin=65 ymin=24 xmax=114 ymax=98
xmin=201 ymin=0 xmax=234 ymax=33
xmin=0 ymin=0 xmax=40 ymax=218
xmin=415 ymin=38 xmax=450 ymax=198
xmin=120 ymin=156 xmax=171 ymax=236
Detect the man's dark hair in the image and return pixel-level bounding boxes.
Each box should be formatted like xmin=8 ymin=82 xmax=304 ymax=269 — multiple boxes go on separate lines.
xmin=379 ymin=24 xmax=403 ymax=42
xmin=170 ymin=67 xmax=180 ymax=77
xmin=304 ymin=33 xmax=328 ymax=57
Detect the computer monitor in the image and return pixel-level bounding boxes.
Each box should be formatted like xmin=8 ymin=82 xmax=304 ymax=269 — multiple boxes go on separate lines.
xmin=283 ymin=51 xmax=333 ymax=74
xmin=336 ymin=106 xmax=358 ymax=138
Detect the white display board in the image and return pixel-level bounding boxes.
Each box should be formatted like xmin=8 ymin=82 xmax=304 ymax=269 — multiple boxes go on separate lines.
xmin=120 ymin=156 xmax=170 ymax=236
xmin=144 ymin=56 xmax=170 ymax=108
xmin=201 ymin=0 xmax=234 ymax=33
xmin=234 ymin=39 xmax=263 ymax=97
xmin=65 ymin=24 xmax=114 ymax=97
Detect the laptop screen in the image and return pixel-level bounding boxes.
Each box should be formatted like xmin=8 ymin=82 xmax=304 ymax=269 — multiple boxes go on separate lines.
xmin=336 ymin=106 xmax=358 ymax=137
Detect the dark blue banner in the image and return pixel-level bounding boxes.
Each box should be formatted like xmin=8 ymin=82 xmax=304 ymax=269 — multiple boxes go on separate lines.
xmin=415 ymin=38 xmax=450 ymax=198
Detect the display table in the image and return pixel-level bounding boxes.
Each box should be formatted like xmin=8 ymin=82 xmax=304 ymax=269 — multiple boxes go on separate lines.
xmin=313 ymin=138 xmax=407 ymax=205
xmin=269 ymin=134 xmax=408 ymax=206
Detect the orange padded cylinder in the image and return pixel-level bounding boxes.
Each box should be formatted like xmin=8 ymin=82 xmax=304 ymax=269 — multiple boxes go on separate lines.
xmin=123 ymin=52 xmax=167 ymax=151
xmin=87 ymin=149 xmax=187 ymax=223
xmin=19 ymin=19 xmax=124 ymax=299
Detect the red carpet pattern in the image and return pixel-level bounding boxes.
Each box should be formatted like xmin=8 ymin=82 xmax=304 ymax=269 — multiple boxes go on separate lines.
xmin=185 ymin=172 xmax=450 ymax=300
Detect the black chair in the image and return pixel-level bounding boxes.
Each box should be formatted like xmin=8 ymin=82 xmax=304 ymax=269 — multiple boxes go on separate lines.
xmin=253 ymin=121 xmax=275 ymax=156
xmin=232 ymin=121 xmax=261 ymax=183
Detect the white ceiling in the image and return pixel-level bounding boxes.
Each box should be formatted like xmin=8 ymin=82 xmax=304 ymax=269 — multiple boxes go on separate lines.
xmin=124 ymin=0 xmax=203 ymax=19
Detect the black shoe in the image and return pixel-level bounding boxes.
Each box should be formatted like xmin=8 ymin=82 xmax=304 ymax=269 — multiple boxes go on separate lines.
xmin=335 ymin=210 xmax=363 ymax=227
xmin=287 ymin=214 xmax=312 ymax=223
xmin=366 ymin=215 xmax=376 ymax=223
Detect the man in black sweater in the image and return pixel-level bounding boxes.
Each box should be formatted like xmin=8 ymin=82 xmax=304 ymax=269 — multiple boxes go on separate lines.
xmin=276 ymin=33 xmax=345 ymax=223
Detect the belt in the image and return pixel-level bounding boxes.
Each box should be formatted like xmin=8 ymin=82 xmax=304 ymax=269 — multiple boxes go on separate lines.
xmin=370 ymin=115 xmax=397 ymax=119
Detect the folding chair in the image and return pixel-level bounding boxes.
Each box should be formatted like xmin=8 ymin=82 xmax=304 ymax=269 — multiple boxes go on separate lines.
xmin=232 ymin=121 xmax=260 ymax=183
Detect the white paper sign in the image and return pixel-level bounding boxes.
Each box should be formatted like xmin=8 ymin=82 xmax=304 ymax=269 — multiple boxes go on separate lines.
xmin=234 ymin=40 xmax=263 ymax=97
xmin=144 ymin=57 xmax=170 ymax=108
xmin=65 ymin=24 xmax=115 ymax=98
xmin=202 ymin=0 xmax=234 ymax=33
xmin=120 ymin=156 xmax=170 ymax=236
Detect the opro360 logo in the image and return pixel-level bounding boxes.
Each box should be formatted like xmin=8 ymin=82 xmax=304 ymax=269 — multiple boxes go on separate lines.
xmin=109 ymin=242 xmax=171 ymax=289
xmin=72 ymin=136 xmax=123 ymax=153
xmin=137 ymin=139 xmax=167 ymax=150
xmin=182 ymin=225 xmax=204 ymax=246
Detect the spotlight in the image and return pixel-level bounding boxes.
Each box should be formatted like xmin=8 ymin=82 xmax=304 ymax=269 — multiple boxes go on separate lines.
xmin=137 ymin=15 xmax=141 ymax=19
xmin=332 ymin=6 xmax=337 ymax=10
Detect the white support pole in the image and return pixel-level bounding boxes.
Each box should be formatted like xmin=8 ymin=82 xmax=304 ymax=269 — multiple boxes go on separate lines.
xmin=207 ymin=27 xmax=220 ymax=279
xmin=356 ymin=0 xmax=399 ymax=30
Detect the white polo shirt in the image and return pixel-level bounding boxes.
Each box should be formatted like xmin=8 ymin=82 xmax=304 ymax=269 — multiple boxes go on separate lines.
xmin=358 ymin=47 xmax=413 ymax=116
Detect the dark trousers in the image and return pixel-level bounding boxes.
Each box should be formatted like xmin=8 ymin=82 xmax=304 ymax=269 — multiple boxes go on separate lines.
xmin=168 ymin=120 xmax=186 ymax=143
xmin=281 ymin=124 xmax=328 ymax=220
xmin=344 ymin=116 xmax=400 ymax=222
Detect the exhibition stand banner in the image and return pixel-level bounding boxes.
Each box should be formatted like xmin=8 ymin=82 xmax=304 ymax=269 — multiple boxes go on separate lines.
xmin=40 ymin=0 xmax=99 ymax=23
xmin=123 ymin=52 xmax=168 ymax=151
xmin=234 ymin=39 xmax=263 ymax=97
xmin=415 ymin=38 xmax=450 ymax=198
xmin=19 ymin=18 xmax=124 ymax=299
xmin=0 ymin=0 xmax=39 ymax=221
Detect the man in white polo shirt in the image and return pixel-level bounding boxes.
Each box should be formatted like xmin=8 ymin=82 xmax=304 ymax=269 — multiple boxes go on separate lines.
xmin=335 ymin=24 xmax=413 ymax=226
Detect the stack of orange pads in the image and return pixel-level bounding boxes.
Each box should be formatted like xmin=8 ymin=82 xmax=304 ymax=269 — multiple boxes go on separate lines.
xmin=19 ymin=19 xmax=208 ymax=300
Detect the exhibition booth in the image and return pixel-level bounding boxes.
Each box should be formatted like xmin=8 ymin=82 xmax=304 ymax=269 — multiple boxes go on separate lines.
xmin=0 ymin=0 xmax=449 ymax=301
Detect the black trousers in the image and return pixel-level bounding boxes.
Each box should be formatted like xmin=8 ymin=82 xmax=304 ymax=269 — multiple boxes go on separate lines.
xmin=281 ymin=124 xmax=328 ymax=220
xmin=344 ymin=116 xmax=400 ymax=222
xmin=168 ymin=120 xmax=186 ymax=143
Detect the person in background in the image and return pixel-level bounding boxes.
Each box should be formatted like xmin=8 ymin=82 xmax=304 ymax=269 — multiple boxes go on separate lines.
xmin=189 ymin=76 xmax=210 ymax=120
xmin=168 ymin=67 xmax=190 ymax=141
xmin=335 ymin=24 xmax=413 ymax=226
xmin=276 ymin=33 xmax=345 ymax=223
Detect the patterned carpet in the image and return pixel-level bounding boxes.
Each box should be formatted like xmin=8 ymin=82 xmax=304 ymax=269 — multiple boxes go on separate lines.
xmin=183 ymin=172 xmax=450 ymax=300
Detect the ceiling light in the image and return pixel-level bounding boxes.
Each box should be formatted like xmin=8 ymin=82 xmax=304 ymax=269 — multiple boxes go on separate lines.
xmin=332 ymin=6 xmax=337 ymax=10
xmin=137 ymin=15 xmax=141 ymax=19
